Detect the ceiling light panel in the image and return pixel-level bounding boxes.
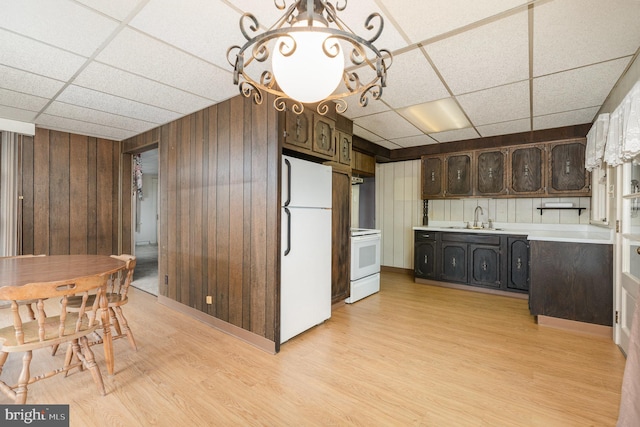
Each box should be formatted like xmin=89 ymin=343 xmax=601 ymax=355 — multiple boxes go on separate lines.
xmin=1 ymin=0 xmax=119 ymax=56
xmin=96 ymin=28 xmax=237 ymax=102
xmin=532 ymin=58 xmax=630 ymax=116
xmin=398 ymin=98 xmax=470 ymax=133
xmin=456 ymin=80 xmax=529 ymax=126
xmin=377 ymin=0 xmax=529 ymax=43
xmin=533 ymin=0 xmax=640 ymax=77
xmin=425 ymin=11 xmax=528 ymax=95
xmin=380 ymin=49 xmax=450 ymax=108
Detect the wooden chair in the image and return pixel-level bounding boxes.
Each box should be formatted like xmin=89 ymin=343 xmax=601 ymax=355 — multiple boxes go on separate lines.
xmin=0 ymin=255 xmax=46 ymax=320
xmin=55 ymin=255 xmax=137 ymax=361
xmin=0 ymin=274 xmax=108 ymax=404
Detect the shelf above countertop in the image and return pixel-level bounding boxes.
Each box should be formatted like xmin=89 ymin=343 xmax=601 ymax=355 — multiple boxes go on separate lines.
xmin=536 ymin=207 xmax=586 ymax=216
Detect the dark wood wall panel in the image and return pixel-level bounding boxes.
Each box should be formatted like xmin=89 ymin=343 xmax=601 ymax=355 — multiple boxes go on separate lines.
xmin=20 ymin=129 xmax=121 ymax=256
xmin=131 ymin=95 xmax=280 ymax=345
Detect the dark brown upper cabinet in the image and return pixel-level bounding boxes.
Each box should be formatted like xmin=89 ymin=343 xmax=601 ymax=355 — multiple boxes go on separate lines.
xmin=313 ymin=115 xmax=336 ymax=158
xmin=421 ymin=156 xmax=444 ymax=198
xmin=282 ymin=107 xmax=312 ymax=150
xmin=547 ymin=140 xmax=590 ymax=195
xmin=337 ymin=131 xmax=352 ymax=166
xmin=475 ymin=149 xmax=507 ymax=196
xmin=509 ymin=145 xmax=546 ymax=195
xmin=445 ymin=154 xmax=473 ymax=197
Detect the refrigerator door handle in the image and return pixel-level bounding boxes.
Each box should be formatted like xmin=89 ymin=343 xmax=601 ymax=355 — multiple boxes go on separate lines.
xmin=284 ymin=158 xmax=291 ymax=207
xmin=284 ymin=207 xmax=291 ymax=256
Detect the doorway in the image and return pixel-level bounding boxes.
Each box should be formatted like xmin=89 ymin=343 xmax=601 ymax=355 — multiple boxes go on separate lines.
xmin=131 ymin=149 xmax=159 ymax=296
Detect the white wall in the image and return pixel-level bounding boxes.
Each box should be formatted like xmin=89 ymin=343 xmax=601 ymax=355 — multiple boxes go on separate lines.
xmin=134 ymin=173 xmax=158 ymax=245
xmin=375 ymin=160 xmax=591 ymax=269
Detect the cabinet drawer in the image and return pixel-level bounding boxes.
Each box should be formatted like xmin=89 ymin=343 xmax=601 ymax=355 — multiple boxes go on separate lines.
xmin=415 ymin=231 xmax=437 ymax=241
xmin=441 ymin=232 xmax=500 ymax=245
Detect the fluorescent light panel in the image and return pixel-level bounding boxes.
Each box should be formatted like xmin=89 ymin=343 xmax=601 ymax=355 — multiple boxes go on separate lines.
xmin=398 ymin=98 xmax=470 ymax=133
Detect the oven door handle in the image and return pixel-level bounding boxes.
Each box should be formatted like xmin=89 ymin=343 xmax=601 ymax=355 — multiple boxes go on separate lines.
xmin=284 ymin=207 xmax=291 ymax=256
xmin=351 ymin=234 xmax=381 ymax=243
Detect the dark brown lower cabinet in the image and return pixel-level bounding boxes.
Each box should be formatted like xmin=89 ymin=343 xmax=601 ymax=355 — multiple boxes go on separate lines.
xmin=529 ymin=241 xmax=613 ymax=326
xmin=414 ymin=230 xmax=527 ymax=295
xmin=331 ymin=167 xmax=351 ymax=303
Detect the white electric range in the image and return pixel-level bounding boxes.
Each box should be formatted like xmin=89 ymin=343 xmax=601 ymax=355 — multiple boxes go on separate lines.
xmin=346 ymin=228 xmax=381 ymax=303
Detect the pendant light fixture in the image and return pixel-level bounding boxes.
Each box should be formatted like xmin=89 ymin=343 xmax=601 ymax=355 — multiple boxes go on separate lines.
xmin=227 ymin=0 xmax=392 ymax=115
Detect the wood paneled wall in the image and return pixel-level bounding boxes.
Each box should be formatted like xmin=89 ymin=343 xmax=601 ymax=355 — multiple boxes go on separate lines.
xmin=20 ymin=129 xmax=125 ymax=256
xmin=125 ymin=95 xmax=281 ymax=348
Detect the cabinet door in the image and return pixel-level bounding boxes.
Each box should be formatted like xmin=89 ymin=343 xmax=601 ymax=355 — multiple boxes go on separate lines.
xmin=510 ymin=146 xmax=545 ymax=195
xmin=469 ymin=245 xmax=501 ymax=288
xmin=421 ymin=156 xmax=444 ymax=198
xmin=283 ymin=108 xmax=312 ymax=150
xmin=441 ymin=242 xmax=467 ymax=283
xmin=507 ymin=237 xmax=529 ymax=292
xmin=313 ymin=116 xmax=336 ymax=158
xmin=415 ymin=241 xmax=437 ymax=279
xmin=338 ymin=132 xmax=352 ymax=165
xmin=548 ymin=141 xmax=590 ymax=195
xmin=446 ymin=154 xmax=472 ymax=196
xmin=476 ymin=150 xmax=507 ymax=195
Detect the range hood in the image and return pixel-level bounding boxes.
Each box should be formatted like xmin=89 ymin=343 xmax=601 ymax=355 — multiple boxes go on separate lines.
xmin=351 ymin=176 xmax=364 ymax=185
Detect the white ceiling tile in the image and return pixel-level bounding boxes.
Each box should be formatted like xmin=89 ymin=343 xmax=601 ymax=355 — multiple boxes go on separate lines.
xmin=36 ymin=114 xmax=135 ymax=141
xmin=1 ymin=0 xmax=119 ymax=56
xmin=130 ymin=0 xmax=240 ymax=67
xmin=533 ymin=0 xmax=640 ymax=76
xmin=533 ymin=58 xmax=630 ymax=116
xmin=354 ymin=111 xmax=422 ymax=140
xmin=56 ymin=85 xmax=180 ymax=124
xmin=0 ymin=88 xmax=48 ymax=111
xmin=456 ymin=80 xmax=529 ymax=126
xmin=374 ymin=140 xmax=403 ymax=150
xmin=341 ymin=96 xmax=391 ymax=120
xmin=390 ymin=134 xmax=438 ymax=148
xmin=381 ymin=49 xmax=450 ymax=108
xmin=378 ymin=0 xmax=529 ymax=43
xmin=75 ymin=62 xmax=214 ymax=114
xmin=95 ymin=28 xmax=237 ymax=102
xmin=425 ymin=11 xmax=529 ymax=95
xmin=0 ymin=30 xmax=86 ymax=81
xmin=533 ymin=107 xmax=599 ymax=131
xmin=76 ymin=0 xmax=146 ymax=20
xmin=45 ymin=102 xmax=156 ymax=132
xmin=353 ymin=124 xmax=384 ymax=142
xmin=0 ymin=106 xmax=38 ymax=122
xmin=429 ymin=127 xmax=480 ymax=143
xmin=0 ymin=65 xmax=65 ymax=98
xmin=476 ymin=119 xmax=530 ymax=137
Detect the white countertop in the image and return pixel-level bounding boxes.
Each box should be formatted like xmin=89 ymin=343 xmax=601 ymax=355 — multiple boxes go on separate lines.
xmin=413 ymin=221 xmax=614 ymax=244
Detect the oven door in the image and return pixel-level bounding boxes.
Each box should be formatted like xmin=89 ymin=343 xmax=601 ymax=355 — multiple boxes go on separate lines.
xmin=351 ymin=233 xmax=381 ymax=281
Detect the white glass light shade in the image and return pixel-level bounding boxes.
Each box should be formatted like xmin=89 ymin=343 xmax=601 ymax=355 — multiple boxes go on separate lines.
xmin=272 ymin=27 xmax=344 ymax=104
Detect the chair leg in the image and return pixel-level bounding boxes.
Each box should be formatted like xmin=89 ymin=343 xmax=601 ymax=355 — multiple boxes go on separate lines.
xmin=0 ymin=351 xmax=8 ymax=376
xmin=114 ymin=307 xmax=137 ymax=351
xmin=109 ymin=307 xmax=122 ymax=336
xmin=78 ymin=336 xmax=105 ymax=396
xmin=51 ymin=343 xmax=59 ymax=356
xmin=15 ymin=350 xmax=32 ymax=404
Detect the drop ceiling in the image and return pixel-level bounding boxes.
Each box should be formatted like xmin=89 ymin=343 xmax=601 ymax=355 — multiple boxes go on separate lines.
xmin=1 ymin=0 xmax=639 ymax=151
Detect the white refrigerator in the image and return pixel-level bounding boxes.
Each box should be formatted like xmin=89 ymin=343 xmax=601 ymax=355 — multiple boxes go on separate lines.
xmin=280 ymin=155 xmax=332 ymax=344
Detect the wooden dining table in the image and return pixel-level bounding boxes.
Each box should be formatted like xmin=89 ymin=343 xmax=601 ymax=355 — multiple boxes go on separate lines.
xmin=0 ymin=254 xmax=126 ymax=375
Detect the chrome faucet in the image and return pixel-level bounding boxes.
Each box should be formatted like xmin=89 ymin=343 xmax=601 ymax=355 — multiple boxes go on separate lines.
xmin=473 ymin=206 xmax=484 ymax=228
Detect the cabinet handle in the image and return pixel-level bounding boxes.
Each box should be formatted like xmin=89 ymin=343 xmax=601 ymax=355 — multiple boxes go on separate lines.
xmin=451 ymin=257 xmax=456 ymax=268
xmin=431 ymin=171 xmax=435 ymax=182
xmin=421 ymin=234 xmax=430 ymax=239
xmin=488 ymin=167 xmax=493 ymax=178
xmin=457 ymin=169 xmax=462 ymax=180
xmin=565 ymin=160 xmax=571 ymax=174
xmin=524 ymin=164 xmax=529 ymax=177
xmin=516 ymin=257 xmax=522 ymax=270
xmin=424 ymin=255 xmax=428 ymax=264
xmin=481 ymin=261 xmax=487 ymax=271
xmin=637 ymin=247 xmax=640 ymax=255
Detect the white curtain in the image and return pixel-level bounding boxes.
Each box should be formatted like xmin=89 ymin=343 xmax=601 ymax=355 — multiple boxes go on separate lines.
xmin=585 ymin=113 xmax=609 ymax=171
xmin=602 ymin=81 xmax=640 ymax=166
xmin=0 ymin=131 xmax=19 ymax=256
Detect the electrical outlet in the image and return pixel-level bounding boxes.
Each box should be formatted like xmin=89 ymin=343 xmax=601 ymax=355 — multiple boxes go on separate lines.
xmin=206 ymin=295 xmax=212 ymax=305
xmin=164 ymin=275 xmax=168 ymax=284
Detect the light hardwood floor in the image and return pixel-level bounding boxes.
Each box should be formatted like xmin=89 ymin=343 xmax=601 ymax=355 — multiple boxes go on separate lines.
xmin=0 ymin=272 xmax=627 ymax=426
